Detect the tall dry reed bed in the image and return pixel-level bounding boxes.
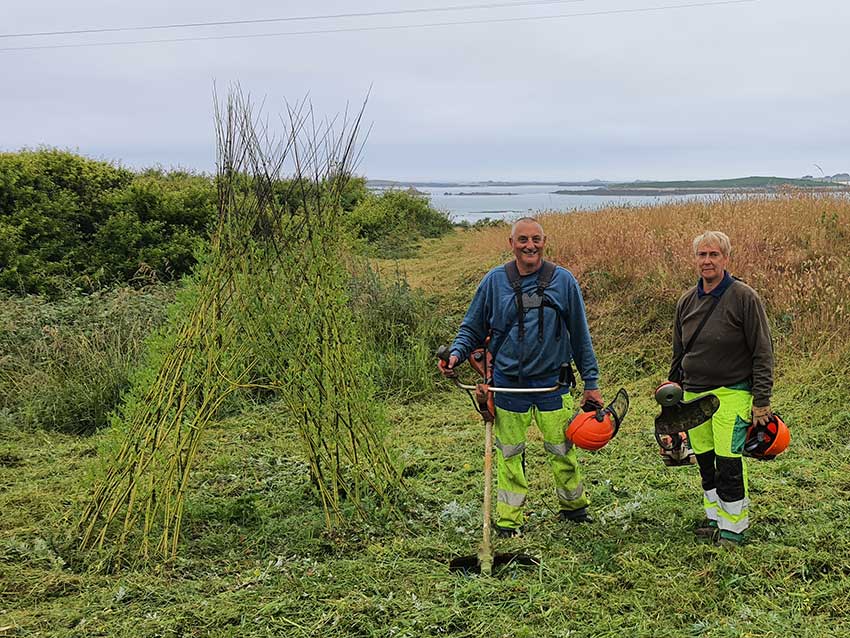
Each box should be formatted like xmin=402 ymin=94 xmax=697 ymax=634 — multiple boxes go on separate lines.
xmin=462 ymin=193 xmax=850 ymax=358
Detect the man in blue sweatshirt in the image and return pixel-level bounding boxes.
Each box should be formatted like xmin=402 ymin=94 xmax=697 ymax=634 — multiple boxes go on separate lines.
xmin=442 ymin=217 xmax=603 ymax=536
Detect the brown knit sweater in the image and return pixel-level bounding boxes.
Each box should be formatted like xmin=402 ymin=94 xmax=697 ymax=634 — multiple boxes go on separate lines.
xmin=670 ymin=278 xmax=774 ymax=407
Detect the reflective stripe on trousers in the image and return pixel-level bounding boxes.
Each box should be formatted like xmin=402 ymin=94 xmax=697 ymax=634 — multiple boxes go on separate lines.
xmin=495 ymin=438 xmax=526 ymax=459
xmin=687 ymin=387 xmax=752 ymax=535
xmin=493 ymin=398 xmax=589 ymax=529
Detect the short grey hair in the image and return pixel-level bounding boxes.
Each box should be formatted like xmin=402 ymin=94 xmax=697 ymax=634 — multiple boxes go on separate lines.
xmin=511 ymin=216 xmax=544 ymax=237
xmin=693 ymin=231 xmax=731 ymax=257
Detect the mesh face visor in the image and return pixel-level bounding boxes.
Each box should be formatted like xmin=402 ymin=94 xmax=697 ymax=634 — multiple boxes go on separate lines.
xmin=606 ymin=388 xmax=630 ymax=435
xmin=743 ymin=424 xmax=774 ymax=457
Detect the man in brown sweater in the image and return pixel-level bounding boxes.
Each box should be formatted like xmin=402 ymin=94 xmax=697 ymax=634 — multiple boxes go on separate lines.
xmin=669 ymin=230 xmax=774 ymax=547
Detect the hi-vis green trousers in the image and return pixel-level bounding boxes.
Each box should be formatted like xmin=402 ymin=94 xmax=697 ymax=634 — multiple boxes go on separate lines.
xmin=686 ymin=386 xmax=752 ymax=535
xmin=494 ymin=397 xmax=589 ymax=530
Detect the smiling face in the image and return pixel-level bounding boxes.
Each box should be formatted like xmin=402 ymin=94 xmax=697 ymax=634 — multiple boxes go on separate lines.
xmin=695 ymin=241 xmax=729 ymax=289
xmin=509 ymin=219 xmax=546 ymax=275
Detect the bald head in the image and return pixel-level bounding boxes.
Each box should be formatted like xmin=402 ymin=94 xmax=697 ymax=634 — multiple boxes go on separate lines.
xmin=509 ymin=217 xmax=546 ymax=275
xmin=511 ymin=216 xmax=545 ymax=240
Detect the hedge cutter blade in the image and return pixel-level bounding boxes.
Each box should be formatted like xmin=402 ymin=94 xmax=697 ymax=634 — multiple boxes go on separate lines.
xmin=654 ymin=393 xmax=720 ymax=436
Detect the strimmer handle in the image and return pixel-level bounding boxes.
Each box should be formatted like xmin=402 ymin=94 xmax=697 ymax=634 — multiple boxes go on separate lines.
xmin=558 ymin=363 xmax=571 ymax=387
xmin=436 ymin=345 xmax=451 ymax=363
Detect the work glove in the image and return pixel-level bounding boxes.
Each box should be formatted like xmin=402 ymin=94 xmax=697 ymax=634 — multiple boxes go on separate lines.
xmin=752 ymin=403 xmax=772 ymax=427
xmin=438 ymin=354 xmax=459 ymax=378
xmin=582 ymin=388 xmax=604 ymax=410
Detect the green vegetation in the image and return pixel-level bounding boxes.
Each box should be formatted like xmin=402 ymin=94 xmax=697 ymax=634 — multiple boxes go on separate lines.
xmin=0 ymin=285 xmax=175 ymax=434
xmin=0 ymin=149 xmax=216 ymax=295
xmin=3 ymin=189 xmax=850 ymax=635
xmin=0 ymin=151 xmax=450 ymax=298
xmin=347 ymin=188 xmax=453 ymax=257
xmin=349 ymin=263 xmax=453 ymax=402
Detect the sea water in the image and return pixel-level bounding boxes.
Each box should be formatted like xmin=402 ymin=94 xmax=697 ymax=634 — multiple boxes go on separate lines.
xmin=412 ymin=184 xmax=719 ymax=223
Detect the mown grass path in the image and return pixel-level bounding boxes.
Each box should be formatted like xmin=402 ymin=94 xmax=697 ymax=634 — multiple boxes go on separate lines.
xmin=4 ymin=199 xmax=850 ymax=637
xmin=4 ymin=378 xmax=849 ymax=637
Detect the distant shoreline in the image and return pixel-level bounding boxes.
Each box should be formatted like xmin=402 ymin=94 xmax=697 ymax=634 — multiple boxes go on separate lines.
xmin=444 ymin=191 xmax=518 ymax=196
xmin=552 ymin=186 xmax=850 ymax=196
xmin=369 ymin=176 xmax=850 ymax=194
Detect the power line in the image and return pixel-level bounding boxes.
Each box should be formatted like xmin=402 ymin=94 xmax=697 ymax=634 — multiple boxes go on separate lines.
xmin=0 ymin=0 xmax=757 ymax=53
xmin=0 ymin=0 xmax=590 ymax=39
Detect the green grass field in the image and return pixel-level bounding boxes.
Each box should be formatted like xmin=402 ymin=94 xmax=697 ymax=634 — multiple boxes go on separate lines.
xmin=4 ymin=363 xmax=849 ymax=637
xmin=3 ymin=195 xmax=850 ymax=637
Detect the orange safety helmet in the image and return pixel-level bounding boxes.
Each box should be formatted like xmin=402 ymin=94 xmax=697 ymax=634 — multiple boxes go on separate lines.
xmin=566 ymin=388 xmax=629 ymax=451
xmin=743 ymin=414 xmax=790 ymax=460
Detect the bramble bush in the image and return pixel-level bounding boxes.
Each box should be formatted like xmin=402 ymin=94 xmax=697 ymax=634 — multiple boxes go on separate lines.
xmin=346 ymin=188 xmax=452 ymax=257
xmin=0 ymin=150 xmax=377 ymax=295
xmin=92 ymin=170 xmax=215 ymax=282
xmin=0 ymin=149 xmax=216 ymax=295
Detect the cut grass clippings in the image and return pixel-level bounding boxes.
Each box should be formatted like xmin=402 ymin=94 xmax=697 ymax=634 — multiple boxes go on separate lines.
xmin=4 ymin=386 xmax=850 ymax=637
xmin=3 ymin=194 xmax=850 ymax=636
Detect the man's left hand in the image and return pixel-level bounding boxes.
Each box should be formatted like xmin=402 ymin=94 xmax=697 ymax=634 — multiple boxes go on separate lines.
xmin=582 ymin=388 xmax=604 ymax=409
xmin=752 ymin=404 xmax=772 ymax=427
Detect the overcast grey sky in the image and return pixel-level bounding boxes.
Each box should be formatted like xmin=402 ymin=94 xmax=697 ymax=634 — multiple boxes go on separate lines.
xmin=2 ymin=0 xmax=847 ymax=181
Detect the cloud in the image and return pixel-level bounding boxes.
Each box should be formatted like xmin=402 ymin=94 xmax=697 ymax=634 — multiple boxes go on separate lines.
xmin=2 ymin=0 xmax=847 ymax=179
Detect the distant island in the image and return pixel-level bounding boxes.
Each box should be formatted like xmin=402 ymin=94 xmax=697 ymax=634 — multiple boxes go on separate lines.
xmin=368 ymin=179 xmax=607 ymax=189
xmin=369 ymin=175 xmax=850 ymax=195
xmin=444 ymin=191 xmax=518 ymax=196
xmin=553 ymin=176 xmax=850 ymax=196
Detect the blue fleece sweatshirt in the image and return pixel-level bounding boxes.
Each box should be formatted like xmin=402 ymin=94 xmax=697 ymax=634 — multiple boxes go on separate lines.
xmin=450 ymin=262 xmax=599 ymax=410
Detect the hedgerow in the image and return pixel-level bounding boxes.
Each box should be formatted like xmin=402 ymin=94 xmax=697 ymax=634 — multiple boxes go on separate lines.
xmin=0 ymin=149 xmax=216 ymax=295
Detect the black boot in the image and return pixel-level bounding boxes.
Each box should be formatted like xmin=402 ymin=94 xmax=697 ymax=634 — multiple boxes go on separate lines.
xmin=559 ymin=507 xmax=593 ymax=524
xmin=493 ymin=524 xmax=522 ymax=538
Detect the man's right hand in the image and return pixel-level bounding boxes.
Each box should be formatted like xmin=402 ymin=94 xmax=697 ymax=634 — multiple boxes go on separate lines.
xmin=439 ymin=354 xmax=459 ymax=377
xmin=752 ymin=403 xmax=772 ymax=427
xmin=581 ymin=388 xmax=604 ymax=410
